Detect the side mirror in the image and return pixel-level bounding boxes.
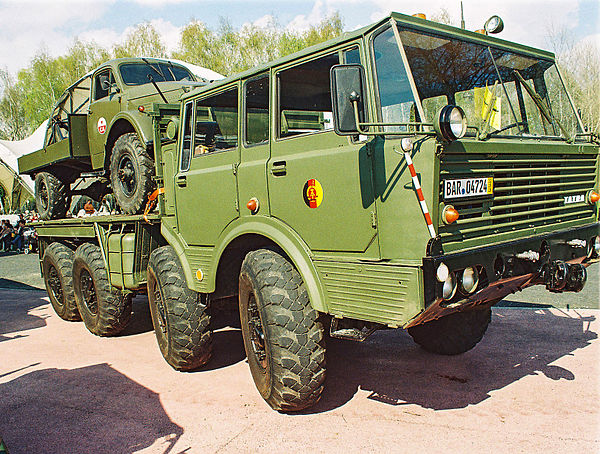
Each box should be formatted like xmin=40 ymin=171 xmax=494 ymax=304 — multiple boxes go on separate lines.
xmin=330 ymin=64 xmax=366 ymax=135
xmin=109 ymin=83 xmax=120 ymax=95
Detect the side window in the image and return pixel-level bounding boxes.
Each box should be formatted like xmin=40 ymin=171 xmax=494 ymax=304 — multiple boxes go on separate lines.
xmin=244 ymin=74 xmax=269 ymax=146
xmin=93 ymin=70 xmax=114 ymax=101
xmin=180 ymin=101 xmax=193 ymax=171
xmin=277 ymin=52 xmax=339 ymax=138
xmin=194 ymin=87 xmax=239 ymax=156
xmin=343 ymin=46 xmax=361 ymax=64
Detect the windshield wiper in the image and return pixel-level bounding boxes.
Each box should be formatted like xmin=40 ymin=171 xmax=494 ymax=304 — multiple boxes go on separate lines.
xmin=513 ymin=70 xmax=571 ymax=140
xmin=142 ymin=58 xmax=165 ymax=81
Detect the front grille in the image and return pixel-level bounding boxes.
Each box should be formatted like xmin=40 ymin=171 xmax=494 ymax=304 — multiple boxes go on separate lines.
xmin=438 ymin=151 xmax=598 ymax=249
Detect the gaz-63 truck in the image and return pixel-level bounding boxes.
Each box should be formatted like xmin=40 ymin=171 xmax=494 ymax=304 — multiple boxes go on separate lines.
xmin=29 ymin=12 xmax=599 ymax=411
xmin=18 ymin=57 xmax=214 ymax=219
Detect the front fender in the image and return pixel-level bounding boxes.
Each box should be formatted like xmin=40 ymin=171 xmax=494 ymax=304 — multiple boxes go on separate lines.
xmin=109 ymin=110 xmax=153 ymax=145
xmin=212 ymin=217 xmax=328 ymax=313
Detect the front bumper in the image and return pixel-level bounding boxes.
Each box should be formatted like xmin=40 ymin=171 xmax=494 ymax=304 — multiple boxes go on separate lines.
xmin=408 ymin=223 xmax=599 ymax=328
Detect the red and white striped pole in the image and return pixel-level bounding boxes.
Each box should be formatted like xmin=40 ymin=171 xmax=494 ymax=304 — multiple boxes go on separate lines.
xmin=403 ymin=151 xmax=437 ymax=239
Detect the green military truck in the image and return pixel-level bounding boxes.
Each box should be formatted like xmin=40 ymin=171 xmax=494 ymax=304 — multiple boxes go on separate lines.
xmin=29 ymin=12 xmax=599 ymax=412
xmin=18 ymin=57 xmax=210 ymax=219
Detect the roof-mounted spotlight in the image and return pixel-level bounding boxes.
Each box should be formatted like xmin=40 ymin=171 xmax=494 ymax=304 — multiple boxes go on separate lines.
xmin=484 ymin=15 xmax=504 ymax=34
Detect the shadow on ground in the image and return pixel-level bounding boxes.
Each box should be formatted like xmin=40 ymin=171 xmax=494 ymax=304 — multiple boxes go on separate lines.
xmin=0 ymin=363 xmax=183 ymax=454
xmin=303 ymin=308 xmax=597 ymax=413
xmin=0 ymin=286 xmax=48 ymax=342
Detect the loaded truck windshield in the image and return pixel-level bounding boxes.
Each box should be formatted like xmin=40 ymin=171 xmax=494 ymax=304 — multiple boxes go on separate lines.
xmin=120 ymin=62 xmax=194 ymax=85
xmin=374 ymin=24 xmax=581 ymax=139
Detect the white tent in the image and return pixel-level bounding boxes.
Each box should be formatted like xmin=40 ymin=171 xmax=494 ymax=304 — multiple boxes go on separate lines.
xmin=0 ymin=121 xmax=46 ymax=212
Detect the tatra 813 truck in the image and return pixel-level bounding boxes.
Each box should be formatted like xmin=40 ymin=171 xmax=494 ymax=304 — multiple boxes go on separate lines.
xmin=30 ymin=12 xmax=599 ymax=411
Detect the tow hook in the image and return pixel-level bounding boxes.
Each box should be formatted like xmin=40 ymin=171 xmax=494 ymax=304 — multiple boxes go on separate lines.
xmin=542 ymin=261 xmax=587 ymax=293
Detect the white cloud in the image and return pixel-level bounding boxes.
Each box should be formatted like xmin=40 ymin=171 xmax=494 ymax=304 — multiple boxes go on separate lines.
xmin=287 ymin=0 xmax=337 ymax=32
xmin=0 ymin=0 xmax=113 ymax=74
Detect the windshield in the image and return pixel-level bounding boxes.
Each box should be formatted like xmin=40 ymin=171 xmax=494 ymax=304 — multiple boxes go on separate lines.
xmin=374 ymin=24 xmax=581 ymax=139
xmin=119 ymin=62 xmax=194 ymax=86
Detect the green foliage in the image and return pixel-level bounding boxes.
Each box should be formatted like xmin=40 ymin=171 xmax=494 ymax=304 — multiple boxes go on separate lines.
xmin=113 ymin=23 xmax=167 ymax=59
xmin=173 ymin=13 xmax=344 ymax=75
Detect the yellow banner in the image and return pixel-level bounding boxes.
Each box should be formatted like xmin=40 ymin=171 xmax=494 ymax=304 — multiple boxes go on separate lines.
xmin=475 ymin=84 xmax=502 ymax=131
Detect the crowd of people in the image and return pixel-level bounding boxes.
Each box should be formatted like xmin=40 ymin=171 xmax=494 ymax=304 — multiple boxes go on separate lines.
xmin=0 ymin=213 xmax=37 ymax=253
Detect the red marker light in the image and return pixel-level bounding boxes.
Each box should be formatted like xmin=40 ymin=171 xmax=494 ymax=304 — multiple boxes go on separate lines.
xmin=138 ymin=105 xmax=145 ymax=112
xmin=443 ymin=205 xmax=459 ymax=224
xmin=247 ymin=198 xmax=259 ymax=213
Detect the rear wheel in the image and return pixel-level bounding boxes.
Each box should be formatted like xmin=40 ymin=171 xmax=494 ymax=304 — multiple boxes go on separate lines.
xmin=109 ymin=133 xmax=154 ymax=215
xmin=408 ymin=308 xmax=492 ymax=355
xmin=42 ymin=242 xmax=80 ymax=321
xmin=35 ymin=172 xmax=69 ymax=220
xmin=72 ymin=243 xmax=132 ymax=336
xmin=147 ymin=246 xmax=212 ymax=370
xmin=239 ymin=249 xmax=326 ymax=411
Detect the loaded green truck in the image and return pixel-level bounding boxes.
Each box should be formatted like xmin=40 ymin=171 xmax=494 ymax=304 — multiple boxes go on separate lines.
xmin=29 ymin=12 xmax=599 ymax=412
xmin=18 ymin=57 xmax=210 ymax=219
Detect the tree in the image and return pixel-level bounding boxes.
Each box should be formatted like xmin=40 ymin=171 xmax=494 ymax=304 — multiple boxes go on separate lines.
xmin=0 ymin=69 xmax=28 ymax=140
xmin=174 ymin=13 xmax=344 ymax=76
xmin=113 ymin=23 xmax=167 ymax=59
xmin=546 ymin=24 xmax=600 ymax=133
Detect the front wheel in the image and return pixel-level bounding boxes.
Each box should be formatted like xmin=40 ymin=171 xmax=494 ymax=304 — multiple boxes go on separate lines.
xmin=407 ymin=308 xmax=492 ymax=355
xmin=109 ymin=133 xmax=154 ymax=214
xmin=239 ymin=249 xmax=326 ymax=412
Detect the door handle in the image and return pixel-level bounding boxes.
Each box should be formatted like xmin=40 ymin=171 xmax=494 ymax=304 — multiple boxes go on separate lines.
xmin=176 ymin=175 xmax=187 ymax=187
xmin=270 ymin=161 xmax=287 ymax=176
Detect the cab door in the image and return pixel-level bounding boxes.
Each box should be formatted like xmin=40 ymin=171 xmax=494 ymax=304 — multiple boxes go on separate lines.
xmin=268 ymin=48 xmax=377 ymax=254
xmin=174 ymin=86 xmax=240 ymax=246
xmin=87 ymin=67 xmax=121 ymax=169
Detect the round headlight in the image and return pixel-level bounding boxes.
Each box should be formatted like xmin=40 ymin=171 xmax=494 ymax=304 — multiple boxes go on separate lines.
xmin=434 ymin=105 xmax=467 ymax=142
xmin=442 ymin=272 xmax=457 ymax=300
xmin=593 ymin=236 xmax=600 ymax=257
xmin=460 ymin=267 xmax=479 ymax=294
xmin=484 ymin=15 xmax=504 ymax=34
xmin=436 ymin=262 xmax=449 ymax=282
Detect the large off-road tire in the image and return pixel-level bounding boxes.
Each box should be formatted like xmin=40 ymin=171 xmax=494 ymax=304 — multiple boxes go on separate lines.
xmin=35 ymin=172 xmax=69 ymax=220
xmin=147 ymin=246 xmax=212 ymax=371
xmin=239 ymin=249 xmax=326 ymax=412
xmin=72 ymin=243 xmax=132 ymax=336
xmin=109 ymin=133 xmax=155 ymax=215
xmin=408 ymin=308 xmax=492 ymax=355
xmin=42 ymin=242 xmax=80 ymax=321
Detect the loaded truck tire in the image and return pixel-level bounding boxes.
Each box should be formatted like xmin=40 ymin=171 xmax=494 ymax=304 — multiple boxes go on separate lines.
xmin=42 ymin=242 xmax=80 ymax=321
xmin=147 ymin=246 xmax=212 ymax=371
xmin=109 ymin=133 xmax=155 ymax=215
xmin=72 ymin=242 xmax=132 ymax=336
xmin=407 ymin=308 xmax=492 ymax=355
xmin=239 ymin=249 xmax=326 ymax=412
xmin=35 ymin=172 xmax=69 ymax=220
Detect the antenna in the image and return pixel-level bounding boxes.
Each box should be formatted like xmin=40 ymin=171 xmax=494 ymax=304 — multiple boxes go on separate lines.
xmin=460 ymin=1 xmax=465 ymax=29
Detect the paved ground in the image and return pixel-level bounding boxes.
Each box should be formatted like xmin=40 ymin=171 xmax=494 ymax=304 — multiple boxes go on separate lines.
xmin=0 ymin=254 xmax=599 ymax=453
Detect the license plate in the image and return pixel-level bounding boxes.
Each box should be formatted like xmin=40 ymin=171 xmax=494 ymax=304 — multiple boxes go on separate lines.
xmin=444 ymin=177 xmax=493 ymax=200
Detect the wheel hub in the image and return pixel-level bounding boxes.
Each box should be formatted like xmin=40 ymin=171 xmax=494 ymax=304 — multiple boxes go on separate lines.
xmin=117 ymin=156 xmax=137 ymax=196
xmin=47 ymin=265 xmax=63 ymax=306
xmin=247 ymin=294 xmax=267 ymax=368
xmin=151 ymin=279 xmax=168 ymax=334
xmin=80 ymin=269 xmax=98 ymax=314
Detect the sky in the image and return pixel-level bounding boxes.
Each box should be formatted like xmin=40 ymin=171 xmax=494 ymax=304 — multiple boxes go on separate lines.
xmin=0 ymin=0 xmax=598 ymax=76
